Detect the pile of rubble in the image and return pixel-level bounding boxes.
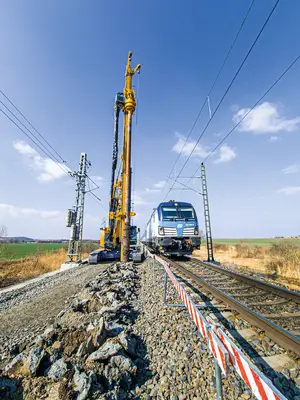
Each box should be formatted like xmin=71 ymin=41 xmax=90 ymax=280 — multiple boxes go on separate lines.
xmin=0 ymin=262 xmax=144 ymax=400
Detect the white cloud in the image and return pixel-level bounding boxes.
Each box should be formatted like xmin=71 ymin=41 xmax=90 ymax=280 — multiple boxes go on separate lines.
xmin=281 ymin=164 xmax=299 ymax=174
xmin=232 ymin=102 xmax=300 ymax=134
xmin=145 ymin=180 xmax=166 ymax=193
xmin=172 ymin=133 xmax=236 ymax=165
xmin=13 ymin=140 xmax=70 ymax=183
xmin=153 ymin=180 xmax=166 ymax=189
xmin=277 ymin=186 xmax=300 ymax=196
xmin=172 ymin=132 xmax=209 ymax=158
xmin=145 ymin=188 xmax=160 ymax=193
xmin=0 ymin=203 xmax=62 ymax=218
xmin=214 ymin=144 xmax=236 ymax=164
xmin=269 ymin=136 xmax=280 ymax=142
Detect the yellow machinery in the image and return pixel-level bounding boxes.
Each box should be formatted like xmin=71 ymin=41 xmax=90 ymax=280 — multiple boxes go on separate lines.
xmin=100 ymin=52 xmax=141 ymax=262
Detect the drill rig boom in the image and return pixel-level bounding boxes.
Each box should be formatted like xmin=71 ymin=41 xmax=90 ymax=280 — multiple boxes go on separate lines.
xmin=99 ymin=52 xmax=141 ymax=262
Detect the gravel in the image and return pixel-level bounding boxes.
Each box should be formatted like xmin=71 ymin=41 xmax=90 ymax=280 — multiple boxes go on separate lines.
xmin=1 ymin=256 xmax=298 ymax=399
xmin=0 ymin=263 xmax=105 ymax=367
xmin=1 ymin=261 xmax=141 ymax=399
xmin=0 ymin=263 xmax=104 ymax=312
xmin=141 ymin=258 xmax=299 ymax=399
xmin=132 ymin=258 xmax=256 ymax=400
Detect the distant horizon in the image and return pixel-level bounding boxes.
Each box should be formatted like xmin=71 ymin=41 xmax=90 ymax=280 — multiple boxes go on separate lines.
xmin=2 ymin=235 xmax=300 ymax=241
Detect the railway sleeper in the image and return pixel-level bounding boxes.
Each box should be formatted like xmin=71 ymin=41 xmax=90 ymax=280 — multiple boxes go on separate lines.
xmin=245 ymin=299 xmax=289 ymax=307
xmin=215 ymin=285 xmax=251 ymax=291
xmin=261 ymin=311 xmax=300 ymax=319
xmin=231 ymin=292 xmax=269 ymax=298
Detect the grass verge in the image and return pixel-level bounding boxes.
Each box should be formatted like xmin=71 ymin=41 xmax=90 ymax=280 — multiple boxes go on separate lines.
xmin=194 ymin=240 xmax=300 ymax=290
xmin=0 ymin=242 xmax=99 ymax=288
xmin=213 ymin=238 xmax=300 ymax=247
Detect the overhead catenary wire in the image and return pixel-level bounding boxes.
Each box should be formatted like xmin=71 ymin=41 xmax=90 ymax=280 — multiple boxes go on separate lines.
xmin=0 ymin=106 xmax=70 ymax=176
xmin=0 ymin=93 xmax=107 ymax=211
xmin=0 ymin=90 xmax=67 ymax=164
xmin=86 ymin=175 xmax=100 ymax=190
xmin=164 ymin=0 xmax=280 ymax=200
xmin=161 ymin=0 xmax=256 ymax=194
xmin=168 ymin=177 xmax=203 ymax=196
xmin=179 ymin=52 xmax=300 ymax=191
xmin=0 ymin=99 xmax=69 ymax=170
xmin=202 ymin=53 xmax=300 ymax=162
xmin=0 ymin=88 xmax=99 ymax=187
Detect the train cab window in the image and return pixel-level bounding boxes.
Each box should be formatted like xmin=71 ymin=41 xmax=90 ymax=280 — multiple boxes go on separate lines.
xmin=162 ymin=207 xmax=177 ymax=219
xmin=178 ymin=207 xmax=194 ymax=219
xmin=152 ymin=214 xmax=155 ymax=222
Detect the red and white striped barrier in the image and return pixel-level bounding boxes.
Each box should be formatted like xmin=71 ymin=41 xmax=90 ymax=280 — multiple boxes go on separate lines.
xmin=146 ymin=249 xmax=288 ymax=400
xmin=207 ymin=327 xmax=228 ymax=376
xmin=216 ymin=328 xmax=286 ymax=400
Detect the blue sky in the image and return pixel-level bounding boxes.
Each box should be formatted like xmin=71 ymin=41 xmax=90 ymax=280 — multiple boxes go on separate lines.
xmin=1 ymin=0 xmax=300 ymax=239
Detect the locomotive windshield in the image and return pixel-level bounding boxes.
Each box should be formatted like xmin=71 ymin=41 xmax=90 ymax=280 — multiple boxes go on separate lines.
xmin=178 ymin=207 xmax=194 ymax=219
xmin=161 ymin=206 xmax=195 ymax=220
xmin=162 ymin=207 xmax=177 ymax=219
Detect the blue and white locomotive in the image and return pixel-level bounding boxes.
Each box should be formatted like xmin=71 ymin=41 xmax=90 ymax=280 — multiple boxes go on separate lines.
xmin=144 ymin=200 xmax=201 ymax=256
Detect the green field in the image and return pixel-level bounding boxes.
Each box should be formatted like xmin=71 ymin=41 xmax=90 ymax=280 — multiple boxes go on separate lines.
xmin=0 ymin=243 xmax=67 ymax=260
xmin=213 ymin=238 xmax=300 ymax=247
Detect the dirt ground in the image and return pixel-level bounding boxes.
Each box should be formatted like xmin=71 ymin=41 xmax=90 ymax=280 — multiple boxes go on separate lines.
xmin=194 ymin=247 xmax=267 ymax=272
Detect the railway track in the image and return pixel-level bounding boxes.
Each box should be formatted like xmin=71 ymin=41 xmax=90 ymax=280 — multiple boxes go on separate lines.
xmin=162 ymin=256 xmax=300 ymax=357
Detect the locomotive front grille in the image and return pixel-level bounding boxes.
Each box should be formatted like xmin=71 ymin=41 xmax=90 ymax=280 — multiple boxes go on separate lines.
xmin=164 ymin=227 xmax=177 ymax=236
xmin=183 ymin=227 xmax=195 ymax=236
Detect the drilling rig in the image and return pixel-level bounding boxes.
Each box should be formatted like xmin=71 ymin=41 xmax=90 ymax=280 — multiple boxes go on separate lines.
xmin=98 ymin=52 xmax=142 ymax=263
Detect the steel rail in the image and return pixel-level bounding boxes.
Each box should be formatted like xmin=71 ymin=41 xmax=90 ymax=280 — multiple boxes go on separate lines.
xmin=190 ymin=257 xmax=300 ymax=304
xmin=169 ymin=260 xmax=300 ymax=356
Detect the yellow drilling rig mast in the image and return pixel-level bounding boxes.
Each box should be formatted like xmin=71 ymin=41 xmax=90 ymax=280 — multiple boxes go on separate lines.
xmin=100 ymin=52 xmax=141 ymax=262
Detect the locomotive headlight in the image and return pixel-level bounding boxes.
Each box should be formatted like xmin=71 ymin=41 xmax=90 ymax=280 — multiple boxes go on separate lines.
xmin=194 ymin=227 xmax=199 ymax=235
xmin=159 ymin=226 xmax=165 ymax=235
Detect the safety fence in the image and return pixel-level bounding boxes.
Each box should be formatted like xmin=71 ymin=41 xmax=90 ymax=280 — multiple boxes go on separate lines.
xmin=145 ymin=249 xmax=287 ymax=400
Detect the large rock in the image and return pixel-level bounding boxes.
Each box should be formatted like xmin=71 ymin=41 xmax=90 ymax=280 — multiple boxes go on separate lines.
xmin=110 ymin=355 xmax=137 ymax=374
xmin=121 ymin=269 xmax=136 ymax=279
xmin=93 ymin=317 xmax=106 ymax=347
xmin=105 ymin=321 xmax=124 ymax=337
xmin=118 ymin=331 xmax=137 ymax=356
xmin=87 ymin=341 xmax=122 ymax=362
xmin=63 ymin=329 xmax=87 ymax=356
xmin=28 ymin=347 xmax=46 ymax=376
xmin=106 ymin=291 xmax=117 ymax=304
xmin=42 ymin=325 xmax=57 ymax=341
xmin=76 ymin=336 xmax=96 ymax=357
xmin=5 ymin=353 xmax=26 ymax=374
xmin=98 ymin=302 xmax=126 ymax=316
xmin=103 ymin=365 xmax=122 ymax=390
xmin=72 ymin=299 xmax=90 ymax=312
xmin=73 ymin=369 xmax=92 ymax=400
xmin=46 ymin=358 xmax=68 ymax=381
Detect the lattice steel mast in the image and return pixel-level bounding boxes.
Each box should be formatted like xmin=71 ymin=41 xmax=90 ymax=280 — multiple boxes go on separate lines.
xmin=201 ymin=162 xmax=215 ymax=262
xmin=66 ymin=153 xmax=88 ymax=262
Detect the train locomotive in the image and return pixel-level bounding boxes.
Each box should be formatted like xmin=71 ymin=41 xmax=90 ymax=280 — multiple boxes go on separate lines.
xmin=143 ymin=200 xmax=201 ymax=256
